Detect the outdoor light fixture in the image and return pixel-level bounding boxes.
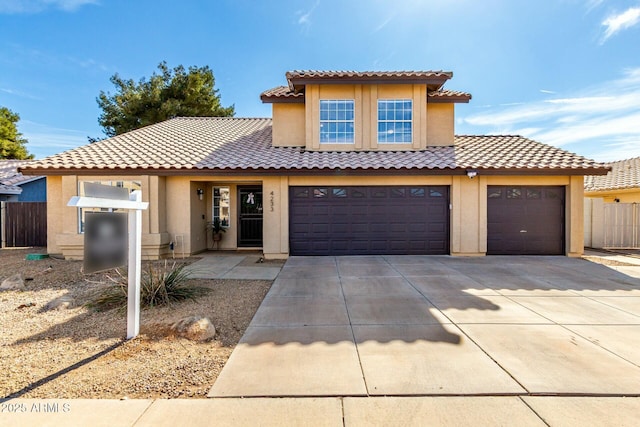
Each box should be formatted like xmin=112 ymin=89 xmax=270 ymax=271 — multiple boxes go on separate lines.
xmin=466 ymin=169 xmax=478 ymax=179
xmin=196 ymin=188 xmax=204 ymax=200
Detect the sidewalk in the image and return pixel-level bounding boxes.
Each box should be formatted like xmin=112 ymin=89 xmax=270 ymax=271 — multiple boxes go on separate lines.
xmin=2 ymin=396 xmax=639 ymax=426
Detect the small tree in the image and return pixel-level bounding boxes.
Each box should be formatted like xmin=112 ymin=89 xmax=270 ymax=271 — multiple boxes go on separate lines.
xmin=0 ymin=107 xmax=33 ymax=160
xmin=97 ymin=61 xmax=235 ymax=137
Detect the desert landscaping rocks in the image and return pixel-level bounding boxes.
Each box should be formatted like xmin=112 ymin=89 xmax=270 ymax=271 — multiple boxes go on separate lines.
xmin=0 ymin=249 xmax=271 ymax=399
xmin=1 ymin=273 xmax=25 ymax=291
xmin=170 ymin=316 xmax=216 ymax=341
xmin=43 ymin=294 xmax=74 ymax=311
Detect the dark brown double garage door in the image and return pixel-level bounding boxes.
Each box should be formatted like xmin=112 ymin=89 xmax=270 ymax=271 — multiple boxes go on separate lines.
xmin=289 ymin=185 xmax=565 ymax=256
xmin=289 ymin=186 xmax=449 ymax=256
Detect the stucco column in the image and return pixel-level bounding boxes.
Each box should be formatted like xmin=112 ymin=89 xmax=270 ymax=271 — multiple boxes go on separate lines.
xmin=451 ymin=176 xmax=485 ymax=256
xmin=567 ymin=175 xmax=585 ymax=257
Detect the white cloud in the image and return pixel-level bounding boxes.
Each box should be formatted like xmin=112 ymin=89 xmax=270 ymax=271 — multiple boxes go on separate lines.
xmin=20 ymin=120 xmax=90 ymax=159
xmin=461 ymin=67 xmax=640 ymax=162
xmin=0 ymin=87 xmax=42 ymax=100
xmin=586 ymin=0 xmax=605 ymax=13
xmin=600 ymin=6 xmax=640 ymax=43
xmin=296 ymin=0 xmax=320 ymax=31
xmin=0 ymin=0 xmax=98 ymax=14
xmin=539 ymin=89 xmax=556 ymax=94
xmin=373 ymin=14 xmax=395 ymax=33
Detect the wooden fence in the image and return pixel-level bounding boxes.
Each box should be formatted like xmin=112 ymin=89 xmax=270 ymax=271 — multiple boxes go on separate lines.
xmin=1 ymin=202 xmax=47 ymax=247
xmin=585 ymin=199 xmax=640 ymax=249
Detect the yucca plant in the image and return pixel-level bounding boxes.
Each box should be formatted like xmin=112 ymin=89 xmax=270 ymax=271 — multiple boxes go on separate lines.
xmin=88 ymin=261 xmax=209 ymax=311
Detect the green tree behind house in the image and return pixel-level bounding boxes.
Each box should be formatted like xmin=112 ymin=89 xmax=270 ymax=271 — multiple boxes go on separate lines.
xmin=97 ymin=62 xmax=235 ymax=137
xmin=0 ymin=107 xmax=34 ymax=160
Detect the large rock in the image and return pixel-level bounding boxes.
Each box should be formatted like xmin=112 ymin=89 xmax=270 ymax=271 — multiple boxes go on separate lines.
xmin=1 ymin=274 xmax=25 ymax=291
xmin=44 ymin=295 xmax=74 ymax=311
xmin=170 ymin=316 xmax=216 ymax=341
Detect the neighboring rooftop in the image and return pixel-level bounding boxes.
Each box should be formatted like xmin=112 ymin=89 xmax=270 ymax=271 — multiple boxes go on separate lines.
xmin=20 ymin=117 xmax=608 ymax=176
xmin=0 ymin=160 xmax=43 ymax=191
xmin=585 ymin=157 xmax=640 ymax=192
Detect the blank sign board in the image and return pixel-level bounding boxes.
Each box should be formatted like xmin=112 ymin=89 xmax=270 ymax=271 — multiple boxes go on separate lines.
xmin=83 ymin=212 xmax=128 ymax=273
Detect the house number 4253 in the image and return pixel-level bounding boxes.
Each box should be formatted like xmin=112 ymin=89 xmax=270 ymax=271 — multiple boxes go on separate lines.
xmin=270 ymin=191 xmax=275 ymax=212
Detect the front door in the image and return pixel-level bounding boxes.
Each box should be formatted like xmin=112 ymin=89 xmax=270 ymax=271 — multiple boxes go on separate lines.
xmin=238 ymin=186 xmax=263 ymax=247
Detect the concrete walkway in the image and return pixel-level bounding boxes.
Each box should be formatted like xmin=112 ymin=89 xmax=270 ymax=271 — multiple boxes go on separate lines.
xmin=3 ymin=396 xmax=640 ymax=426
xmin=184 ymin=252 xmax=283 ymax=280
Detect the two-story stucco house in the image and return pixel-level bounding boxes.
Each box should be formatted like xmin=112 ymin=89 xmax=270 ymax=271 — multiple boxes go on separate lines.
xmin=21 ymin=70 xmax=608 ymax=259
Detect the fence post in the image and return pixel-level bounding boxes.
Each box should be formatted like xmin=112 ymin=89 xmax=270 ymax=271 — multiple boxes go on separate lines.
xmin=0 ymin=201 xmax=5 ymax=248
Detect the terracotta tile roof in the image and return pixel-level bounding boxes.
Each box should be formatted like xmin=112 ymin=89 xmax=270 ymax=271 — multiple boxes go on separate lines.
xmin=0 ymin=160 xmax=43 ymax=186
xmin=260 ymin=86 xmax=304 ymax=103
xmin=20 ymin=117 xmax=608 ymax=175
xmin=260 ymin=86 xmax=472 ymax=104
xmin=584 ymin=157 xmax=640 ymax=192
xmin=285 ymin=70 xmax=452 ymax=91
xmin=427 ymin=89 xmax=472 ymax=103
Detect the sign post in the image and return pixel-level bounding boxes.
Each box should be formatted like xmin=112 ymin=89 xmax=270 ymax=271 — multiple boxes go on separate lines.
xmin=68 ymin=187 xmax=149 ymax=339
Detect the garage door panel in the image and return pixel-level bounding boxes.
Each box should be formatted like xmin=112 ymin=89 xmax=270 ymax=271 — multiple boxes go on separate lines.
xmin=290 ymin=186 xmax=449 ymax=256
xmin=488 ymin=186 xmax=564 ymax=255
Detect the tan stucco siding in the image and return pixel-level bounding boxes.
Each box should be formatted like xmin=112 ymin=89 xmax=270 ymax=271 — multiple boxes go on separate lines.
xmin=585 ymin=188 xmax=640 ymax=203
xmin=45 ymin=172 xmax=585 ymax=260
xmin=300 ymin=83 xmax=440 ymax=151
xmin=427 ymin=103 xmax=454 ymax=146
xmin=46 ymin=176 xmax=63 ymax=254
xmin=272 ymin=104 xmax=305 ymax=147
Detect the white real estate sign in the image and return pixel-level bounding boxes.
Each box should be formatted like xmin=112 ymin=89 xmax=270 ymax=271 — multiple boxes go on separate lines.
xmin=68 ymin=187 xmax=149 ymax=339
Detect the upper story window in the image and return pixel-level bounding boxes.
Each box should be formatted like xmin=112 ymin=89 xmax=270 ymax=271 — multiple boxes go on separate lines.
xmin=378 ymin=99 xmax=412 ymax=143
xmin=319 ymin=100 xmax=354 ymax=143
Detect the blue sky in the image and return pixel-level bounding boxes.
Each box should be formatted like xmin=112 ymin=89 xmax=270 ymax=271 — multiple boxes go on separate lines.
xmin=0 ymin=0 xmax=639 ymax=161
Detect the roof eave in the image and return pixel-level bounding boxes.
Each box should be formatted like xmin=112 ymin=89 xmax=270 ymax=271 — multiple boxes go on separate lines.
xmin=21 ymin=165 xmax=612 ymax=177
xmin=260 ymin=95 xmax=305 ymax=104
xmin=427 ymin=96 xmax=472 ymax=104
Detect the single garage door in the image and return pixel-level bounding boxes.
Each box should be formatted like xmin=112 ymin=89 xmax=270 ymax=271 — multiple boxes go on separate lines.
xmin=487 ymin=186 xmax=565 ymax=255
xmin=289 ymin=186 xmax=449 ymax=256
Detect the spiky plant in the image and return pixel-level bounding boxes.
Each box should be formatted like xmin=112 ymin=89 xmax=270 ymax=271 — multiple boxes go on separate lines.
xmin=87 ymin=261 xmax=209 ymax=311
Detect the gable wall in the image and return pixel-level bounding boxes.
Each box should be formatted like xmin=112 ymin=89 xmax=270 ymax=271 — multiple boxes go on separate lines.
xmin=270 ymin=83 xmax=455 ymax=150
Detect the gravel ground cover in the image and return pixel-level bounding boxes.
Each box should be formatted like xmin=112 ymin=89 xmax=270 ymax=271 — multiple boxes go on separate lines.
xmin=0 ymin=248 xmax=271 ymax=399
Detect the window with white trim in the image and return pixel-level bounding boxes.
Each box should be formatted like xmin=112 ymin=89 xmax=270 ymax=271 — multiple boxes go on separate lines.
xmin=378 ymin=99 xmax=412 ymax=143
xmin=213 ymin=186 xmax=230 ymax=227
xmin=319 ymin=99 xmax=354 ymax=143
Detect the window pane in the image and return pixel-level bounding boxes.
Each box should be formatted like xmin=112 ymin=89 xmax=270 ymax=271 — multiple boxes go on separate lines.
xmin=506 ymin=188 xmax=522 ymax=199
xmin=320 ymin=100 xmax=354 ymax=144
xmin=391 ymin=188 xmax=405 ymax=197
xmin=527 ymin=189 xmax=542 ymax=199
xmin=429 ymin=188 xmax=443 ymax=197
xmin=488 ymin=188 xmax=502 ymax=199
xmin=350 ymin=188 xmax=365 ymax=198
xmin=410 ymin=188 xmax=425 ymax=197
xmin=294 ymin=188 xmax=309 ymax=198
xmin=332 ymin=188 xmax=347 ymax=197
xmin=377 ymin=99 xmax=412 ymax=144
xmin=314 ymin=188 xmax=328 ymax=198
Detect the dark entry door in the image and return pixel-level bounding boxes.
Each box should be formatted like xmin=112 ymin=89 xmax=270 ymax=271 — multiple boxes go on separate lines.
xmin=487 ymin=186 xmax=565 ymax=255
xmin=238 ymin=186 xmax=263 ymax=247
xmin=289 ymin=186 xmax=450 ymax=256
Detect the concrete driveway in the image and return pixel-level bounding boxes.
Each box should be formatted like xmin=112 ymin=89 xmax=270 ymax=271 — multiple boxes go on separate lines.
xmin=209 ymin=255 xmax=640 ymax=398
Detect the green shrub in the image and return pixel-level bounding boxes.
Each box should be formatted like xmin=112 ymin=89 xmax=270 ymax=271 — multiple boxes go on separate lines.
xmin=88 ymin=261 xmax=210 ymax=311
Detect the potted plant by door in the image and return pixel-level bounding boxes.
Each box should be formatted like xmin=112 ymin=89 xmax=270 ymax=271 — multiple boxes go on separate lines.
xmin=207 ymin=218 xmax=226 ymax=246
